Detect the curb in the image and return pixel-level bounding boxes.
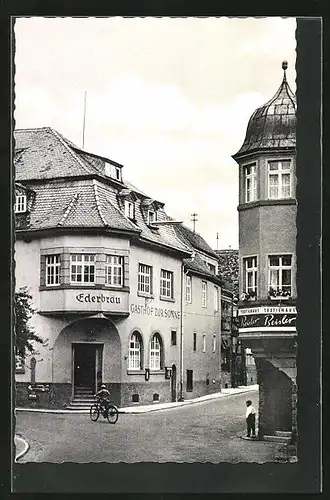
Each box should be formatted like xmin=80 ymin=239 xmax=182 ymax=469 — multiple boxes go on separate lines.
xmin=14 ymin=434 xmax=29 ymax=461
xmin=15 ymin=385 xmax=259 ymax=415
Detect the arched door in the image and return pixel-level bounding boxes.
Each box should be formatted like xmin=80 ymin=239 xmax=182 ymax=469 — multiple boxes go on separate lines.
xmin=171 ymin=364 xmax=177 ymax=402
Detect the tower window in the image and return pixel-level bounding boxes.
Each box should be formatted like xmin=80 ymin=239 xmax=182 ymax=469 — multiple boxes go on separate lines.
xmin=268 ymin=160 xmax=292 ymax=199
xmin=244 ymin=164 xmax=257 ymax=202
xmin=243 ymin=256 xmax=258 ymax=298
xmin=268 ymin=254 xmax=292 ymax=296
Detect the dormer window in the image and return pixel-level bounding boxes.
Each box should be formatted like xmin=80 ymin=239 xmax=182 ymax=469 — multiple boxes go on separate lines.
xmin=124 ymin=199 xmax=135 ymax=220
xmin=15 ymin=195 xmax=27 ymax=213
xmin=114 ymin=166 xmax=121 ymax=181
xmin=148 ymin=210 xmax=156 ymax=225
xmin=104 ymin=161 xmax=122 ymax=182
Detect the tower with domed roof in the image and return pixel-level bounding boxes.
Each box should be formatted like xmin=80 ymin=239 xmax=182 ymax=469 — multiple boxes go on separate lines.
xmin=232 ymin=62 xmax=297 ymax=443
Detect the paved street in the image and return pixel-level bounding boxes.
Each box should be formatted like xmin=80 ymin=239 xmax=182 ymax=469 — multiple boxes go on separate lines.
xmin=15 ymin=390 xmax=280 ymax=463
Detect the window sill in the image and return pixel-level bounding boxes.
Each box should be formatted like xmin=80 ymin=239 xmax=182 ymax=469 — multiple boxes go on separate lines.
xmin=127 ymin=370 xmax=144 ymax=375
xmin=104 ymin=285 xmax=129 ymax=292
xmin=238 ymin=198 xmax=296 ymax=211
xmin=159 ymin=296 xmax=175 ymax=303
xmin=137 ymin=291 xmax=154 ymax=299
xmin=39 ymin=284 xmax=130 ymax=292
xmin=150 ymin=370 xmax=165 ymax=375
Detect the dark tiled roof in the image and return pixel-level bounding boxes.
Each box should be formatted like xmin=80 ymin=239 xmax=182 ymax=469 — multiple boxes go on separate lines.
xmin=233 ymin=74 xmax=296 ymax=158
xmin=14 ymin=127 xmax=192 ymax=254
xmin=174 ymin=224 xmax=218 ymax=259
xmin=184 ymin=253 xmax=222 ymax=285
xmin=14 ymin=128 xmax=99 ymax=180
xmin=21 ymin=179 xmax=138 ymax=231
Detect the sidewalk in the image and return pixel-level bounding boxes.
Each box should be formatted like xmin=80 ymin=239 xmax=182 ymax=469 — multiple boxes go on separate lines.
xmin=15 ymin=385 xmax=258 ymax=414
xmin=14 ymin=434 xmax=29 ymax=462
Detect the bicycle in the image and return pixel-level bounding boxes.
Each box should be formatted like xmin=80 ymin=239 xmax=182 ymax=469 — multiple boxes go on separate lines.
xmin=90 ymin=401 xmax=119 ymax=424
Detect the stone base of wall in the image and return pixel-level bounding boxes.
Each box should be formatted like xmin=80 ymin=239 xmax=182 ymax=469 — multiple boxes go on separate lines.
xmin=121 ymin=381 xmax=171 ymax=406
xmin=15 ymin=382 xmax=71 ymax=409
xmin=183 ymin=379 xmax=220 ymax=400
xmin=15 ymin=379 xmax=221 ymax=409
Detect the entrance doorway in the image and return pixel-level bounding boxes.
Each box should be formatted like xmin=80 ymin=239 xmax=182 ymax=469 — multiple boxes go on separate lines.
xmin=171 ymin=364 xmax=177 ymax=402
xmin=73 ymin=343 xmax=103 ymax=396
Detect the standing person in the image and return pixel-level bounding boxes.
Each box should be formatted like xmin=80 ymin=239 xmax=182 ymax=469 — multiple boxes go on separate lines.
xmin=245 ymin=400 xmax=256 ymax=438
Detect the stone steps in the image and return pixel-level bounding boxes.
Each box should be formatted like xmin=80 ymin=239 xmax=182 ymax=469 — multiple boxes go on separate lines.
xmin=263 ymin=432 xmax=292 ymax=443
xmin=275 ymin=431 xmax=292 ymax=438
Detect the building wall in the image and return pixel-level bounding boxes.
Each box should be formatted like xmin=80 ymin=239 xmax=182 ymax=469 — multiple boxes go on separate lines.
xmin=255 ymin=358 xmax=292 ymax=437
xmin=183 ymin=274 xmax=221 ymax=398
xmin=236 ymin=149 xmax=297 ymax=440
xmin=15 ymin=234 xmax=223 ymax=408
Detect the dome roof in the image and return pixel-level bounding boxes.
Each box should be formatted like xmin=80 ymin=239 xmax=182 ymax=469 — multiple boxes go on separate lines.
xmin=233 ymin=62 xmax=296 ymax=159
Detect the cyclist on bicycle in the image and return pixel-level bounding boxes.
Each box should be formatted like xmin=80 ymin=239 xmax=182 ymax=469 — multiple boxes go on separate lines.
xmin=94 ymin=384 xmax=111 ymax=413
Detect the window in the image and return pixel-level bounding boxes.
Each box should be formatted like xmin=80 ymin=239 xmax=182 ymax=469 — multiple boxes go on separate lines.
xmin=186 ymin=275 xmax=192 ymax=303
xmin=105 ymin=255 xmax=123 ymax=287
xmin=243 ymin=256 xmax=258 ymax=297
xmin=160 ymin=269 xmax=173 ymax=299
xmin=171 ymin=330 xmax=177 ymax=346
xmin=150 ymin=333 xmax=162 ymax=370
xmin=214 ymin=286 xmax=219 ymax=312
xmin=202 ymin=334 xmax=206 ymax=352
xmin=124 ymin=199 xmax=135 ymax=219
xmin=105 ymin=162 xmax=122 ymax=182
xmin=269 ymin=255 xmax=292 ymax=295
xmin=70 ymin=254 xmax=95 ymax=284
xmin=115 ymin=166 xmax=121 ymax=181
xmin=104 ymin=163 xmax=111 ymax=177
xmin=268 ymin=160 xmax=292 ymax=199
xmin=212 ymin=334 xmax=217 ymax=352
xmin=202 ymin=281 xmax=207 ymax=307
xmin=15 ymin=195 xmax=27 ymax=213
xmin=186 ymin=370 xmax=193 ymax=392
xmin=208 ymin=263 xmax=216 ymax=274
xmin=45 ymin=255 xmax=61 ymax=286
xmin=129 ymin=332 xmax=142 ymax=370
xmin=148 ymin=210 xmax=156 ymax=225
xmin=193 ymin=333 xmax=197 ymax=352
xmin=138 ymin=263 xmax=152 ymax=294
xmin=244 ymin=164 xmax=257 ymax=202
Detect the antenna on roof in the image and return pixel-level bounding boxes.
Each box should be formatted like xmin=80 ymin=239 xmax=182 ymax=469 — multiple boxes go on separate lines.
xmin=82 ymin=90 xmax=87 ymax=149
xmin=191 ymin=213 xmax=198 ymax=233
xmin=216 ymin=233 xmax=219 ymax=250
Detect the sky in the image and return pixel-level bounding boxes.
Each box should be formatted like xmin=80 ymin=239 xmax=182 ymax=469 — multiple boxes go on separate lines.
xmin=14 ymin=17 xmax=296 ymax=249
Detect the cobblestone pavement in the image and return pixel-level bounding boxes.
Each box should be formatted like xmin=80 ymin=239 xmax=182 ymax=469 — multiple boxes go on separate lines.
xmin=15 ymin=390 xmax=282 ymax=463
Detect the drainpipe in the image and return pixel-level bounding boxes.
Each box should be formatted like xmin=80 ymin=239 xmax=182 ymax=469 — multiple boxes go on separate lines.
xmin=179 ymin=262 xmax=184 ymax=401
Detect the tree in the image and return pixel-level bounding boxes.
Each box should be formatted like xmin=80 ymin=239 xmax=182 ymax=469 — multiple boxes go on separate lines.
xmin=14 ymin=287 xmax=46 ymax=358
xmin=215 ymin=249 xmax=239 ymax=299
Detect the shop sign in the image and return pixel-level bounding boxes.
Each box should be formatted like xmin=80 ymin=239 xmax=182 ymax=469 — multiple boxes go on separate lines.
xmin=238 ymin=306 xmax=296 ymax=331
xmin=76 ymin=292 xmax=121 ymax=304
xmin=130 ymin=303 xmax=180 ymax=320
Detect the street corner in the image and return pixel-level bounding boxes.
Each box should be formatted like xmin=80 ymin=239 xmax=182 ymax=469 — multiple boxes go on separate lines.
xmin=14 ymin=434 xmax=30 ymax=462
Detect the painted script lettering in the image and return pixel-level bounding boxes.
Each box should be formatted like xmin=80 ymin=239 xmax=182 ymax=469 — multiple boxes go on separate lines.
xmin=76 ymin=293 xmax=120 ymax=304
